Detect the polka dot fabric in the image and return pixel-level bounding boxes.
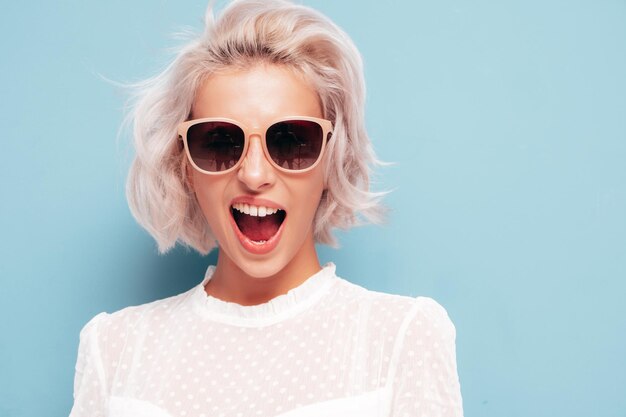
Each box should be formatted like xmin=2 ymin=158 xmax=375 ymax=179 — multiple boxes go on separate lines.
xmin=70 ymin=264 xmax=463 ymax=417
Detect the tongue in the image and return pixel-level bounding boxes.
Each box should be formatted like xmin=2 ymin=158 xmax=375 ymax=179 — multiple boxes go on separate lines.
xmin=237 ymin=213 xmax=282 ymax=242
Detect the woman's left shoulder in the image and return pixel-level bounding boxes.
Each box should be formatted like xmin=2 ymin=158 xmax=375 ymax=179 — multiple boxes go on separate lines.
xmin=357 ymin=287 xmax=457 ymax=337
xmin=357 ymin=291 xmax=459 ymax=369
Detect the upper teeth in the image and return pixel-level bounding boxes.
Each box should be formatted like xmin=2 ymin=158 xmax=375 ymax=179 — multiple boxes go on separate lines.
xmin=232 ymin=203 xmax=280 ymax=217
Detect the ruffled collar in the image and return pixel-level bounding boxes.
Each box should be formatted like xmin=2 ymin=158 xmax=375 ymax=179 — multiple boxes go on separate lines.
xmin=190 ymin=263 xmax=337 ymax=327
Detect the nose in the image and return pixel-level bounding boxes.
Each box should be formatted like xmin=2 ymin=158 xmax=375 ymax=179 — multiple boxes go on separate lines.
xmin=236 ymin=134 xmax=276 ymax=191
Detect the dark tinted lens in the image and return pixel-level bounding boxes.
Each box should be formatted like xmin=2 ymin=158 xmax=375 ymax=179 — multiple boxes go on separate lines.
xmin=186 ymin=121 xmax=244 ymax=172
xmin=266 ymin=120 xmax=323 ymax=170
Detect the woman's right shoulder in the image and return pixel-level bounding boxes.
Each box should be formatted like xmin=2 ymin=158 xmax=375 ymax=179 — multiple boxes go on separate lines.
xmin=78 ymin=286 xmax=196 ymax=339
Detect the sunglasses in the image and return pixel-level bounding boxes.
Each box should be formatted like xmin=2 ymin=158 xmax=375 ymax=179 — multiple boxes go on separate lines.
xmin=178 ymin=116 xmax=333 ymax=174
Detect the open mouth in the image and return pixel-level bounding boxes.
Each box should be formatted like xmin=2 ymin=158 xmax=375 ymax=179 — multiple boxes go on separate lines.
xmin=231 ymin=202 xmax=286 ymax=244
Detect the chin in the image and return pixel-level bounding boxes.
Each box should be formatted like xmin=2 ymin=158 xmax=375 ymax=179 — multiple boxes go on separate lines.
xmin=229 ymin=249 xmax=294 ymax=279
xmin=242 ymin=260 xmax=287 ymax=279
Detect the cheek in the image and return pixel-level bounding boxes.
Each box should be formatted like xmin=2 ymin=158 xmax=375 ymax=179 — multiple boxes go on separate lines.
xmin=299 ymin=173 xmax=325 ymax=215
xmin=190 ymin=173 xmax=228 ymax=224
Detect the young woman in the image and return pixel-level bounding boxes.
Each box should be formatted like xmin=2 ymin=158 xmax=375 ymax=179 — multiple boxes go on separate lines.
xmin=70 ymin=1 xmax=463 ymax=416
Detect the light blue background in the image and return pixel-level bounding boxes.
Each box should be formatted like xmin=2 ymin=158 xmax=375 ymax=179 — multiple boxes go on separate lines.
xmin=1 ymin=1 xmax=624 ymax=416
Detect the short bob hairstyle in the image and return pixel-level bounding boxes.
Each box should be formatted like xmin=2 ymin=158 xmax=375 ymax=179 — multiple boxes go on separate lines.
xmin=126 ymin=0 xmax=384 ymax=255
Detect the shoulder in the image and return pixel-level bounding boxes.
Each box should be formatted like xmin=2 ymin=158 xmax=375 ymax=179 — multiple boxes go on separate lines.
xmin=372 ymin=292 xmax=456 ymax=343
xmin=329 ymin=277 xmax=456 ymax=349
xmin=333 ymin=277 xmax=455 ymax=333
xmin=75 ymin=286 xmax=200 ymax=382
xmin=78 ymin=284 xmax=198 ymax=342
xmin=407 ymin=296 xmax=457 ymax=337
xmin=401 ymin=297 xmax=457 ymax=352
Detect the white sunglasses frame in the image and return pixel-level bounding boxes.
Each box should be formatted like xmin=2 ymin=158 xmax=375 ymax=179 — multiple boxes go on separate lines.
xmin=178 ymin=116 xmax=333 ymax=175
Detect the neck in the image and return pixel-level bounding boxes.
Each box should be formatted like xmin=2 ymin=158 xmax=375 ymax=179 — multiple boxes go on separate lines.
xmin=205 ymin=237 xmax=321 ymax=306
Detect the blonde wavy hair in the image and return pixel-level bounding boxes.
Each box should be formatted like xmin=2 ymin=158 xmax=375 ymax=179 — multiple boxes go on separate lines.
xmin=126 ymin=0 xmax=384 ymax=255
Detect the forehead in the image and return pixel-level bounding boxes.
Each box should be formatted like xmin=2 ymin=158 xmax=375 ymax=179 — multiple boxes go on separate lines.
xmin=191 ymin=64 xmax=323 ymax=127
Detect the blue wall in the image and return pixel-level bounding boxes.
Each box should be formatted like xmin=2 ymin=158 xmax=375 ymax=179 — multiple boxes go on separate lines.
xmin=1 ymin=1 xmax=624 ymax=416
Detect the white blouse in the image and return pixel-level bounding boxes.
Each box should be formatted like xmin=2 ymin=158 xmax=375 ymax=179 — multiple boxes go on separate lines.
xmin=69 ymin=263 xmax=463 ymax=417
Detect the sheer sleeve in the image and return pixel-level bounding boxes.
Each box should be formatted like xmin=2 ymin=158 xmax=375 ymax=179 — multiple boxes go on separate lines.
xmin=389 ymin=297 xmax=463 ymax=417
xmin=69 ymin=312 xmax=109 ymax=417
